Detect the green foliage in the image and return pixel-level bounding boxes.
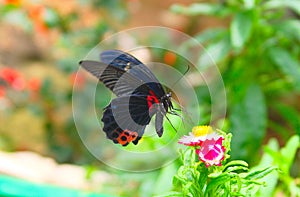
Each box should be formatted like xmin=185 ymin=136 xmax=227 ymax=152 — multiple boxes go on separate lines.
xmin=230 ymin=84 xmax=267 ymax=160
xmin=171 ymin=0 xmax=300 ymax=164
xmin=158 ymin=147 xmax=276 ymax=197
xmin=156 ymin=134 xmax=299 ymax=197
xmin=255 ymin=135 xmax=300 ymax=196
xmin=0 ymin=0 xmax=299 ymax=196
xmin=268 ymin=47 xmax=300 ymax=91
xmin=0 ymin=1 xmax=126 ymax=164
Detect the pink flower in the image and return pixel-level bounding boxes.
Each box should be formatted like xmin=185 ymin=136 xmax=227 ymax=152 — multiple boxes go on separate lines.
xmin=179 ymin=125 xmax=226 ymax=167
xmin=196 ymin=137 xmax=225 ymax=167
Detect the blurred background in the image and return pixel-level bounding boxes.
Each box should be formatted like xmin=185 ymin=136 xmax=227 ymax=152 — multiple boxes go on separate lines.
xmin=0 ymin=0 xmax=299 ymax=196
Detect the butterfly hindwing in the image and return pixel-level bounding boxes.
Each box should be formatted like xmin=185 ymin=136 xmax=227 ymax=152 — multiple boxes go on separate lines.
xmin=101 ymin=95 xmax=158 ymax=146
xmin=102 ymin=103 xmax=144 ymax=146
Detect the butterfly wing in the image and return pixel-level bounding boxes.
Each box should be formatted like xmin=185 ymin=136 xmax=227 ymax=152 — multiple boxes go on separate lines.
xmin=80 ymin=60 xmax=143 ymax=96
xmin=100 ymin=50 xmax=160 ymax=85
xmin=80 ymin=50 xmax=166 ymax=97
xmin=80 ymin=50 xmax=170 ymax=145
xmin=102 ymin=95 xmax=155 ymax=146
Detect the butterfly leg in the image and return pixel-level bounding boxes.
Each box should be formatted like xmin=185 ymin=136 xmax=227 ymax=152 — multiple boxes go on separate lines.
xmin=164 ymin=114 xmax=178 ymax=133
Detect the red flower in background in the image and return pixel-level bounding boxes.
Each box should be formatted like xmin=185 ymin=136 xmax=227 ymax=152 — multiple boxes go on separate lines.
xmin=4 ymin=0 xmax=21 ymax=6
xmin=0 ymin=67 xmax=26 ymax=91
xmin=0 ymin=86 xmax=6 ymax=98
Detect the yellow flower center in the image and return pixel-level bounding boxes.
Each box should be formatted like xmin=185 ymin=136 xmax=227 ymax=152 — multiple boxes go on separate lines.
xmin=192 ymin=125 xmax=213 ymax=137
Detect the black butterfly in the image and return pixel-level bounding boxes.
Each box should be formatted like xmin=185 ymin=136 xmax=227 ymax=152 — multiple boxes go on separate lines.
xmin=79 ymin=50 xmax=175 ymax=146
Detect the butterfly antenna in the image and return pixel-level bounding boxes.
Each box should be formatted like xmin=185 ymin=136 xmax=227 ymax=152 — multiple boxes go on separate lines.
xmin=171 ymin=64 xmax=190 ymax=89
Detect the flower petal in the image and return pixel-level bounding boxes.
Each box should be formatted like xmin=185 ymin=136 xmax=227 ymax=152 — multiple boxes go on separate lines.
xmin=196 ymin=137 xmax=225 ymax=167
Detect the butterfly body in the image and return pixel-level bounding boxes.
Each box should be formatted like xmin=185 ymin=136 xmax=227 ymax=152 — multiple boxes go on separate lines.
xmin=80 ymin=50 xmax=173 ymax=146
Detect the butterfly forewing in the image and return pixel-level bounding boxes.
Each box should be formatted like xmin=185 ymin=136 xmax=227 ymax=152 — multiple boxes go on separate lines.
xmin=100 ymin=50 xmax=166 ymax=97
xmin=80 ymin=60 xmax=142 ymax=96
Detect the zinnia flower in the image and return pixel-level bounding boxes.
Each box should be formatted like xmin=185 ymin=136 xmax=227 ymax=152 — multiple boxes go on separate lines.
xmin=196 ymin=137 xmax=225 ymax=167
xmin=179 ymin=125 xmax=226 ymax=167
xmin=178 ymin=125 xmax=220 ymax=146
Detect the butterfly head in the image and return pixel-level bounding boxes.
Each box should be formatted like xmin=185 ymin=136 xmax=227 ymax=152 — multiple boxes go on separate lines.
xmin=162 ymin=92 xmax=173 ymax=112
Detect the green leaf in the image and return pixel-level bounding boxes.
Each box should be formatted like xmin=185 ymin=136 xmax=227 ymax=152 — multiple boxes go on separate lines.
xmin=154 ymin=191 xmax=183 ymax=197
xmin=273 ymin=20 xmax=300 ymax=41
xmin=245 ymin=166 xmax=277 ymax=180
xmin=263 ymin=0 xmax=300 ymax=15
xmin=275 ymin=104 xmax=300 ymax=136
xmin=153 ymin=163 xmax=177 ymax=194
xmin=194 ymin=28 xmax=227 ymax=44
xmin=254 ymin=138 xmax=279 ymax=197
xmin=268 ymin=47 xmax=300 ymax=91
xmin=176 ymin=166 xmax=186 ymax=181
xmin=44 ymin=8 xmax=60 ymax=28
xmin=230 ymin=11 xmax=253 ymax=49
xmin=170 ymin=3 xmax=222 ymax=16
xmin=224 ymin=166 xmax=249 ymax=173
xmin=3 ymin=10 xmax=32 ymax=32
xmin=243 ymin=0 xmax=255 ymax=9
xmin=197 ymin=166 xmax=208 ymax=190
xmin=198 ymin=34 xmax=231 ymax=70
xmin=223 ymin=160 xmax=249 ymax=170
xmin=173 ymin=174 xmax=183 ymax=186
xmin=230 ymin=84 xmax=267 ymax=161
xmin=205 ymin=173 xmax=231 ymax=195
xmin=279 ymin=135 xmax=300 ymax=173
xmin=268 ymin=120 xmax=291 ymax=139
xmin=258 ymin=139 xmax=280 ymax=169
xmin=182 ymin=148 xmax=196 ymax=165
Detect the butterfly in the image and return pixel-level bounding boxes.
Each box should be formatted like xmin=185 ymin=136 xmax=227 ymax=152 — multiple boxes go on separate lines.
xmin=79 ymin=50 xmax=176 ymax=146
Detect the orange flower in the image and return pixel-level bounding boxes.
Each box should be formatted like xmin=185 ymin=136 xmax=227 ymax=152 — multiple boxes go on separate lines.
xmin=28 ymin=5 xmax=49 ymax=34
xmin=163 ymin=51 xmax=177 ymax=66
xmin=4 ymin=0 xmax=21 ymax=6
xmin=28 ymin=78 xmax=41 ymax=92
xmin=70 ymin=72 xmax=85 ymax=90
xmin=0 ymin=86 xmax=6 ymax=98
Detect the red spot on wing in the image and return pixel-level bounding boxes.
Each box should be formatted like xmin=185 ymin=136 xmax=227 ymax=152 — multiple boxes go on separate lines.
xmin=147 ymin=90 xmax=159 ymax=109
xmin=116 ymin=129 xmax=138 ymax=146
